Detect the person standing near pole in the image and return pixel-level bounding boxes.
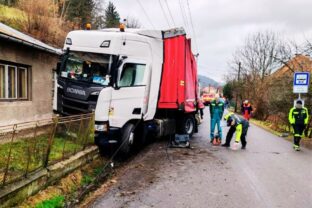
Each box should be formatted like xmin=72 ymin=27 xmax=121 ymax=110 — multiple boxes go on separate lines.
xmin=241 ymin=100 xmax=253 ymax=120
xmin=209 ymin=95 xmax=224 ymax=145
xmin=288 ymin=100 xmax=309 ymax=151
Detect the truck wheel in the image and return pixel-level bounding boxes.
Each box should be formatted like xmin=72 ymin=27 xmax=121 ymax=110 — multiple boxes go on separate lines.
xmin=120 ymin=123 xmax=135 ymax=155
xmin=178 ymin=115 xmax=195 ymax=137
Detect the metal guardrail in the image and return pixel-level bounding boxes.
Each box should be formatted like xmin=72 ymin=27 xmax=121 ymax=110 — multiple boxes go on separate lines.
xmin=0 ymin=113 xmax=94 ymax=187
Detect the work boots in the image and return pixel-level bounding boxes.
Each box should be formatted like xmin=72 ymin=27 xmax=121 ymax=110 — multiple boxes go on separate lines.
xmin=212 ymin=137 xmax=221 ymax=146
xmin=293 ymin=144 xmax=301 ymax=151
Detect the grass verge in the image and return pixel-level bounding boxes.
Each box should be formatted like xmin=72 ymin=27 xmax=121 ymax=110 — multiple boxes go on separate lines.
xmin=20 ymin=157 xmax=114 ymax=208
xmin=0 ymin=136 xmax=83 ymax=184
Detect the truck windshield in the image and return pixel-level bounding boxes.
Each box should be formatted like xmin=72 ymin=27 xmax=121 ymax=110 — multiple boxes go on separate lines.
xmin=60 ymin=52 xmax=114 ymax=86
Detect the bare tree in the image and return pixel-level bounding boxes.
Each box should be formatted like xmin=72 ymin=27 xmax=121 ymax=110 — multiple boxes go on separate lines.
xmin=236 ymin=31 xmax=281 ymax=81
xmin=273 ymin=40 xmax=306 ymax=73
xmin=227 ymin=31 xmax=284 ymax=119
xmin=92 ymin=0 xmax=105 ymax=29
xmin=125 ymin=16 xmax=141 ymax=28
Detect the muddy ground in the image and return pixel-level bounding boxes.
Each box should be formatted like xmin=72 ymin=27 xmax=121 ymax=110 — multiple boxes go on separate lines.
xmin=82 ymin=110 xmax=312 ymax=208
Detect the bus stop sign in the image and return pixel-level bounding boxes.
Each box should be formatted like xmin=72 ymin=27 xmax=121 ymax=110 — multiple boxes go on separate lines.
xmin=293 ymin=72 xmax=310 ymax=93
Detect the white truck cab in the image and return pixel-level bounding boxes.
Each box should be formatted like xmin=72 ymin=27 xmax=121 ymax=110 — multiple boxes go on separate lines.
xmin=56 ymin=27 xmax=201 ymax=155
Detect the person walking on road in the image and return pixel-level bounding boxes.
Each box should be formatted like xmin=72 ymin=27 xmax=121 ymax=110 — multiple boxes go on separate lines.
xmin=209 ymin=95 xmax=224 ymax=145
xmin=222 ymin=112 xmax=249 ymax=149
xmin=241 ymin=100 xmax=253 ymax=120
xmin=288 ymin=100 xmax=309 ymax=151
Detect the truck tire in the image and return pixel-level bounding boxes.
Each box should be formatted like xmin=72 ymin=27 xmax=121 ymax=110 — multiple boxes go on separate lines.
xmin=120 ymin=123 xmax=135 ymax=155
xmin=178 ymin=115 xmax=195 ymax=137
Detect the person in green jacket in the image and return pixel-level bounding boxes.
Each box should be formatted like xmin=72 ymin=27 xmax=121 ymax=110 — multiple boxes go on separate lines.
xmin=288 ymin=100 xmax=309 ymax=151
xmin=222 ymin=112 xmax=249 ymax=149
xmin=209 ymin=95 xmax=224 ymax=144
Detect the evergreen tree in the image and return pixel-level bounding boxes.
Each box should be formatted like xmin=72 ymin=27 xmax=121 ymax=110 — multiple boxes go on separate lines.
xmin=104 ymin=1 xmax=120 ymax=28
xmin=0 ymin=0 xmax=18 ymax=6
xmin=66 ymin=0 xmax=94 ymax=28
xmin=223 ymin=82 xmax=233 ymax=100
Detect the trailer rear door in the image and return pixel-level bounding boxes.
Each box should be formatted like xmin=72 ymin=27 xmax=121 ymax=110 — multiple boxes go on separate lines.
xmin=157 ymin=35 xmax=198 ymax=112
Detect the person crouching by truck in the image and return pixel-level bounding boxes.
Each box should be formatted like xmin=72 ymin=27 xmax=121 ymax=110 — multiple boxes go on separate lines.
xmin=222 ymin=112 xmax=249 ymax=149
xmin=288 ymin=100 xmax=309 ymax=151
xmin=209 ymin=95 xmax=224 ymax=145
xmin=241 ymin=100 xmax=253 ymax=120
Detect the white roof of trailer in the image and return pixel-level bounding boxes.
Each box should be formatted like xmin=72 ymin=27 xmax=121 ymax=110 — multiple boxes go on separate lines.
xmin=99 ymin=27 xmax=186 ymax=39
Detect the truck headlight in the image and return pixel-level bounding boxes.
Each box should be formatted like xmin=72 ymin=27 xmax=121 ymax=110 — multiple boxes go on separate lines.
xmin=91 ymin=91 xmax=100 ymax=95
xmin=95 ymin=121 xmax=109 ymax=132
xmin=57 ymin=84 xmax=63 ymax=89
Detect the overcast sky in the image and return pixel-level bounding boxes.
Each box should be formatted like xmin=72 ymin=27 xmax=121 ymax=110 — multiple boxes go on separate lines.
xmin=113 ymin=0 xmax=312 ymax=82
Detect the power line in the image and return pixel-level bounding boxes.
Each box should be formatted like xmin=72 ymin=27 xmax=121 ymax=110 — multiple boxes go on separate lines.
xmin=158 ymin=0 xmax=171 ymax=28
xmin=136 ymin=0 xmax=156 ymax=29
xmin=186 ymin=0 xmax=199 ymax=53
xmin=164 ymin=0 xmax=176 ymax=27
xmin=179 ymin=0 xmax=190 ymax=33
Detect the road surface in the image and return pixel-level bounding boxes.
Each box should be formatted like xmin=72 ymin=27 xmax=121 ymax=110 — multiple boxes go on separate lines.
xmin=90 ymin=109 xmax=312 ymax=208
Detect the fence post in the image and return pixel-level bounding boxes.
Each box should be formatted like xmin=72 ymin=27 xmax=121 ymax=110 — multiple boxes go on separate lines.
xmin=62 ymin=117 xmax=73 ymax=160
xmin=82 ymin=113 xmax=94 ymax=150
xmin=25 ymin=122 xmax=38 ymax=177
xmin=74 ymin=114 xmax=84 ymax=154
xmin=2 ymin=124 xmax=17 ymax=186
xmin=44 ymin=117 xmax=58 ymax=167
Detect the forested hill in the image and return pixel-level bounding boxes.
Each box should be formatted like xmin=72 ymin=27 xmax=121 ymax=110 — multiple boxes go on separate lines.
xmin=0 ymin=1 xmax=135 ymax=47
xmin=198 ymin=75 xmax=221 ymax=87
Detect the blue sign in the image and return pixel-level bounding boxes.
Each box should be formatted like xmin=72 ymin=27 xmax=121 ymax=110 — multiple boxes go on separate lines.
xmin=293 ymin=72 xmax=310 ymax=93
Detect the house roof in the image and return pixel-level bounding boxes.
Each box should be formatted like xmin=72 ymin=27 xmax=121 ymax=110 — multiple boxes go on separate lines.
xmin=271 ymin=54 xmax=312 ymax=78
xmin=0 ymin=23 xmax=61 ymax=55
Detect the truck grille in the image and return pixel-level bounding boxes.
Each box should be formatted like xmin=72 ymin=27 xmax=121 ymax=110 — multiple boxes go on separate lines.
xmin=61 ymin=96 xmax=96 ymax=115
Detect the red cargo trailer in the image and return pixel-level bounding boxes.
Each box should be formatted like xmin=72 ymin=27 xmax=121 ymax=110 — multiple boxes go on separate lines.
xmin=158 ymin=35 xmax=199 ymax=113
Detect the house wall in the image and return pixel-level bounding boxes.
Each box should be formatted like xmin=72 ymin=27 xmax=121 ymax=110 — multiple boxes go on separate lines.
xmin=0 ymin=39 xmax=58 ymax=125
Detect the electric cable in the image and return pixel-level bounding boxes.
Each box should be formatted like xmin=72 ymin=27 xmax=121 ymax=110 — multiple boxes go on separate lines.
xmin=186 ymin=0 xmax=199 ymax=53
xmin=164 ymin=0 xmax=176 ymax=27
xmin=158 ymin=0 xmax=171 ymax=28
xmin=136 ymin=0 xmax=157 ymax=29
xmin=179 ymin=0 xmax=190 ymax=34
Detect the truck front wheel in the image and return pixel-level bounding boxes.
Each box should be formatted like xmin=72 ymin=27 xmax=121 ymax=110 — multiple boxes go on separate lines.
xmin=120 ymin=123 xmax=135 ymax=155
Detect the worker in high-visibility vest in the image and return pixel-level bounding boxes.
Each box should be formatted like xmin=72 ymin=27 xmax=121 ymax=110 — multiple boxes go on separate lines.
xmin=222 ymin=112 xmax=249 ymax=149
xmin=288 ymin=100 xmax=309 ymax=151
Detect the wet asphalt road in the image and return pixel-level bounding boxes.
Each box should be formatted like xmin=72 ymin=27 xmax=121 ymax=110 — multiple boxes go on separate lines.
xmin=91 ymin=109 xmax=312 ymax=208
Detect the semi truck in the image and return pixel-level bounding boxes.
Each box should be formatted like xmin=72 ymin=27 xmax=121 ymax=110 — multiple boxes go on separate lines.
xmin=55 ymin=27 xmax=203 ymax=154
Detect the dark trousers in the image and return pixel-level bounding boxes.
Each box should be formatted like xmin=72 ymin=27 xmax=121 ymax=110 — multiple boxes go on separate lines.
xmin=225 ymin=125 xmax=249 ymax=147
xmin=293 ymin=124 xmax=305 ymax=146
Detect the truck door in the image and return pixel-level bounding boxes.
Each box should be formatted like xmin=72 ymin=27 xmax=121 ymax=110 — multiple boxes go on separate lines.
xmin=109 ymin=60 xmax=150 ymax=128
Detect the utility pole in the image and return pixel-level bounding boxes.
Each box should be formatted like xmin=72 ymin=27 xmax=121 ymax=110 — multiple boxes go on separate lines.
xmin=234 ymin=62 xmax=241 ymax=112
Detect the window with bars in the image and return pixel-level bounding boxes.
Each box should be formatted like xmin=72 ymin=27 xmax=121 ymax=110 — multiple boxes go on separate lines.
xmin=0 ymin=62 xmax=30 ymax=100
